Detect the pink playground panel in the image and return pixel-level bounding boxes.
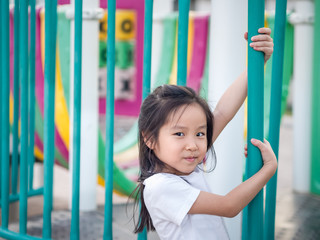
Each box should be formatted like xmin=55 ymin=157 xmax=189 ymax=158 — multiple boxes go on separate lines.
xmin=100 ymin=0 xmax=144 ymax=116
xmin=187 ymin=15 xmax=209 ymax=92
xmin=59 ymin=0 xmax=144 ymax=117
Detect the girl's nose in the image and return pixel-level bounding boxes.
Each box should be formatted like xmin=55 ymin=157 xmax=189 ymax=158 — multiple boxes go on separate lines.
xmin=185 ymin=139 xmax=198 ymax=151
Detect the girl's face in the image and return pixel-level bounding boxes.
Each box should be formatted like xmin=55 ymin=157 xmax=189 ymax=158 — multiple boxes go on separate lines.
xmin=152 ymin=103 xmax=208 ymax=175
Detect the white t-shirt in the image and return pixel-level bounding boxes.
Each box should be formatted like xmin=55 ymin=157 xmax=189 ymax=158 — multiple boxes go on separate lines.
xmin=143 ymin=168 xmax=229 ymax=240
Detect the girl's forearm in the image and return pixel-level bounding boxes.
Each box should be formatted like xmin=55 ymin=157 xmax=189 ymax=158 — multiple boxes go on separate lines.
xmin=189 ymin=163 xmax=277 ymax=217
xmin=214 ymin=70 xmax=247 ymax=122
xmin=224 ymin=163 xmax=276 ymax=217
xmin=212 ymin=70 xmax=247 ymax=141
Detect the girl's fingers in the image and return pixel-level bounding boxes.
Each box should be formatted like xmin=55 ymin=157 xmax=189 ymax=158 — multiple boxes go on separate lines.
xmin=251 ymin=138 xmax=272 ymax=156
xmin=245 ymin=28 xmax=272 ymax=42
xmin=251 ymin=46 xmax=273 ymax=54
xmin=258 ymin=27 xmax=272 ymax=34
xmin=250 ymin=41 xmax=274 ymax=48
xmin=251 ymin=35 xmax=273 ymax=42
xmin=250 ymin=138 xmax=265 ymax=149
xmin=244 ymin=32 xmax=248 ymax=40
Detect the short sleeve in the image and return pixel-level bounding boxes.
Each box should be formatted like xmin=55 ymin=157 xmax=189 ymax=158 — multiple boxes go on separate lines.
xmin=143 ymin=174 xmax=200 ymax=226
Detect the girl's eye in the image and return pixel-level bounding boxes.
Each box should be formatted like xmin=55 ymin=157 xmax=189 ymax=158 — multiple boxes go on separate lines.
xmin=197 ymin=132 xmax=205 ymax=137
xmin=174 ymin=132 xmax=184 ymax=137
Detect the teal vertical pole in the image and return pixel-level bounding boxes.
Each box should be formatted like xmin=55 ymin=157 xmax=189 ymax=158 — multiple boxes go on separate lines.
xmin=43 ymin=0 xmax=57 ymax=238
xmin=137 ymin=1 xmax=153 ymax=239
xmin=142 ymin=0 xmax=153 ymax=100
xmin=103 ymin=0 xmax=116 ymax=239
xmin=264 ymin=1 xmax=287 ymax=239
xmin=12 ymin=0 xmax=20 ymax=195
xmin=28 ymin=0 xmax=37 ymax=191
xmin=311 ymin=0 xmax=320 ymax=195
xmin=70 ymin=0 xmax=83 ymax=239
xmin=241 ymin=204 xmax=248 ymax=240
xmin=177 ymin=0 xmax=190 ymax=86
xmin=246 ymin=1 xmax=265 ymax=240
xmin=1 ymin=0 xmax=10 ymax=230
xmin=0 ymin=0 xmax=2 ymax=207
xmin=19 ymin=0 xmax=29 ymax=234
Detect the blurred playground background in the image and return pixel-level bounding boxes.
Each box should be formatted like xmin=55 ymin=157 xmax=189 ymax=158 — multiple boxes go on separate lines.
xmin=1 ymin=0 xmax=320 ymax=239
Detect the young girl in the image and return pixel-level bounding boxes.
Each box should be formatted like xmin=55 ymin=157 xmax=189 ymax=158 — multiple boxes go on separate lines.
xmin=133 ymin=28 xmax=275 ymax=239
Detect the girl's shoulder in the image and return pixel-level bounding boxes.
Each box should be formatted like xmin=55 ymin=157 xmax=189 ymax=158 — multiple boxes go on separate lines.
xmin=144 ymin=169 xmax=203 ymax=186
xmin=143 ymin=170 xmax=205 ymax=195
xmin=143 ymin=172 xmax=197 ymax=195
xmin=143 ymin=172 xmax=201 ymax=220
xmin=143 ymin=172 xmax=181 ymax=187
xmin=144 ymin=169 xmax=202 ymax=183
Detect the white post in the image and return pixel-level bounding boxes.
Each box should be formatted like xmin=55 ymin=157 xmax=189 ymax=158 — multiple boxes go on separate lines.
xmin=207 ymin=1 xmax=247 ymax=239
xmin=290 ymin=0 xmax=314 ymax=193
xmin=68 ymin=0 xmax=102 ymax=211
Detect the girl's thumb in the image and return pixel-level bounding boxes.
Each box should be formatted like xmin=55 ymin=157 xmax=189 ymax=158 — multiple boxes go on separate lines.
xmin=250 ymin=138 xmax=261 ymax=148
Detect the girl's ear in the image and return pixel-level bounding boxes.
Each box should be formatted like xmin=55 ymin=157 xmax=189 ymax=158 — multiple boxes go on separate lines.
xmin=142 ymin=133 xmax=154 ymax=149
xmin=145 ymin=140 xmax=154 ymax=149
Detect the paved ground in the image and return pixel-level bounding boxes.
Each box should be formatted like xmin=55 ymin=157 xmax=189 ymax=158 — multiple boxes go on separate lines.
xmin=272 ymin=116 xmax=320 ymax=240
xmin=2 ymin=115 xmax=320 ymax=240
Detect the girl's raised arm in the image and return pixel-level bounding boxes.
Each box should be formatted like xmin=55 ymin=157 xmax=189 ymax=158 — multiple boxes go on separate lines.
xmin=212 ymin=70 xmax=248 ymax=143
xmin=211 ymin=28 xmax=273 ymax=143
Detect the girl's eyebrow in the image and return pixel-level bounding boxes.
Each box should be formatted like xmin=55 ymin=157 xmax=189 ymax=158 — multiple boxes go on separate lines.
xmin=170 ymin=125 xmax=187 ymax=130
xmin=170 ymin=125 xmax=207 ymax=130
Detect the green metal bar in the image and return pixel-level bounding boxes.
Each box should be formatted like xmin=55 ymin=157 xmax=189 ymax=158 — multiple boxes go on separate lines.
xmin=264 ymin=1 xmax=287 ymax=239
xmin=142 ymin=0 xmax=153 ymax=100
xmin=12 ymin=0 xmax=20 ymax=195
xmin=104 ymin=0 xmax=116 ymax=239
xmin=0 ymin=188 xmax=44 ymax=207
xmin=28 ymin=0 xmax=36 ymax=191
xmin=241 ymin=204 xmax=248 ymax=240
xmin=19 ymin=0 xmax=29 ymax=234
xmin=245 ymin=1 xmax=265 ymax=239
xmin=311 ymin=0 xmax=320 ymax=195
xmin=0 ymin=0 xmax=2 ymax=207
xmin=138 ymin=1 xmax=153 ymax=239
xmin=1 ymin=0 xmax=10 ymax=230
xmin=177 ymin=0 xmax=190 ymax=86
xmin=0 ymin=0 xmax=2 ymax=206
xmin=0 ymin=228 xmax=49 ymax=240
xmin=43 ymin=0 xmax=57 ymax=238
xmin=70 ymin=0 xmax=83 ymax=239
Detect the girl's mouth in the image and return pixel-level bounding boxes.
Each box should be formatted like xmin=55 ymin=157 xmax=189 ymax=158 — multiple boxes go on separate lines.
xmin=184 ymin=157 xmax=197 ymax=162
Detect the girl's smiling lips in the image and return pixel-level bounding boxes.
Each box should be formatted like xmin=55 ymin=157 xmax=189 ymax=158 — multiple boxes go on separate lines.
xmin=184 ymin=156 xmax=197 ymax=162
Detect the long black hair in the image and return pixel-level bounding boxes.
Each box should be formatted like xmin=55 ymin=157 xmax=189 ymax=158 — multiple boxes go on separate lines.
xmin=133 ymin=84 xmax=215 ymax=233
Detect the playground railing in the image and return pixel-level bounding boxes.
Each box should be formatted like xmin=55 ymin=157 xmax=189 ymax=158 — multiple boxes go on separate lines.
xmin=1 ymin=0 xmax=45 ymax=239
xmin=0 ymin=0 xmax=69 ymax=239
xmin=0 ymin=0 xmax=290 ymax=240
